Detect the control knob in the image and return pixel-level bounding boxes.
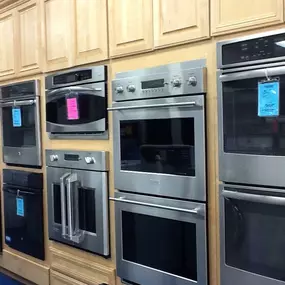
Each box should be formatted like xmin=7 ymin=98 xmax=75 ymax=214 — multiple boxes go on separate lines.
xmin=85 ymin=157 xmax=96 ymax=164
xmin=172 ymin=78 xmax=182 ymax=87
xmin=127 ymin=84 xmax=136 ymax=92
xmin=50 ymin=154 xmax=59 ymax=162
xmin=115 ymin=86 xmax=124 ymax=94
xmin=188 ymin=76 xmax=197 ymax=86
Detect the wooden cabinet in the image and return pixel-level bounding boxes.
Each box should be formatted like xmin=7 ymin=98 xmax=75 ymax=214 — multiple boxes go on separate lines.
xmin=153 ymin=0 xmax=209 ymax=48
xmin=74 ymin=0 xmax=108 ymax=66
xmin=16 ymin=0 xmax=41 ymax=75
xmin=50 ymin=270 xmax=87 ymax=285
xmin=0 ymin=9 xmax=16 ymax=78
xmin=43 ymin=0 xmax=108 ymax=72
xmin=108 ymin=0 xmax=153 ymax=57
xmin=211 ymin=0 xmax=283 ymax=35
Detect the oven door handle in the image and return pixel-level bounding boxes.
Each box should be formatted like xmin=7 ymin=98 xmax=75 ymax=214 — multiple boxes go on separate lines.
xmin=47 ymin=86 xmax=102 ymax=95
xmin=0 ymin=99 xmax=36 ymax=107
xmin=110 ymin=197 xmax=204 ymax=216
xmin=222 ymin=190 xmax=285 ymax=205
xmin=107 ymin=101 xmax=199 ymax=111
xmin=60 ymin=172 xmax=71 ymax=237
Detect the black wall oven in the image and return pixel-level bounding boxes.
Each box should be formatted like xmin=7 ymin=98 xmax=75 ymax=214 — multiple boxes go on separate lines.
xmin=0 ymin=80 xmax=41 ymax=167
xmin=45 ymin=66 xmax=107 ymax=139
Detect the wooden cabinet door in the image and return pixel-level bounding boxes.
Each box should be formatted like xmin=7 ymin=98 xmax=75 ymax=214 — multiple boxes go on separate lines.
xmin=0 ymin=9 xmax=16 ymax=78
xmin=153 ymin=0 xmax=209 ymax=48
xmin=211 ymin=0 xmax=283 ymax=35
xmin=16 ymin=0 xmax=42 ymax=75
xmin=43 ymin=0 xmax=73 ymax=71
xmin=108 ymin=0 xmax=153 ymax=57
xmin=74 ymin=0 xmax=108 ymax=65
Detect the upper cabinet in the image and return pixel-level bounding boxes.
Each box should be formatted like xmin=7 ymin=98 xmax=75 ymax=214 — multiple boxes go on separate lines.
xmin=108 ymin=0 xmax=153 ymax=57
xmin=153 ymin=0 xmax=209 ymax=48
xmin=211 ymin=0 xmax=284 ymax=35
xmin=108 ymin=0 xmax=210 ymax=57
xmin=43 ymin=0 xmax=108 ymax=72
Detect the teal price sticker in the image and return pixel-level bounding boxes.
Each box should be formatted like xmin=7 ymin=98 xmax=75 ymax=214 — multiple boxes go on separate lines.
xmin=16 ymin=197 xmax=24 ymax=217
xmin=12 ymin=107 xmax=22 ymax=127
xmin=258 ymin=80 xmax=280 ymax=117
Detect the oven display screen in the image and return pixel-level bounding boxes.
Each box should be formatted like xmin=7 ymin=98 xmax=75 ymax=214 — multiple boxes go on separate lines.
xmin=64 ymin=154 xmax=79 ymax=161
xmin=141 ymin=79 xmax=164 ymax=89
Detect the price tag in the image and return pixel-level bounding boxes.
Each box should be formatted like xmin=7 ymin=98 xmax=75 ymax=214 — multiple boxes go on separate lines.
xmin=66 ymin=97 xmax=79 ymax=120
xmin=258 ymin=80 xmax=280 ymax=117
xmin=12 ymin=107 xmax=22 ymax=127
xmin=16 ymin=197 xmax=24 ymax=217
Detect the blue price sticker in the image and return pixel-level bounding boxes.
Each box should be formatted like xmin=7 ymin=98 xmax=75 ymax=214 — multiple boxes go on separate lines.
xmin=258 ymin=80 xmax=280 ymax=117
xmin=12 ymin=107 xmax=22 ymax=127
xmin=16 ymin=197 xmax=24 ymax=217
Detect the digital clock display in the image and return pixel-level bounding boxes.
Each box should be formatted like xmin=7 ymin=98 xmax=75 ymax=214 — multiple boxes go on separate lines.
xmin=141 ymin=79 xmax=164 ymax=89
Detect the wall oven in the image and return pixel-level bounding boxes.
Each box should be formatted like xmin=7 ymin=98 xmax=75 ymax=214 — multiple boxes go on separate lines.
xmin=109 ymin=60 xmax=207 ymax=201
xmin=218 ymin=29 xmax=285 ymax=187
xmin=220 ymin=183 xmax=285 ymax=285
xmin=111 ymin=191 xmax=207 ymax=285
xmin=46 ymin=149 xmax=109 ymax=256
xmin=45 ymin=66 xmax=108 ymax=139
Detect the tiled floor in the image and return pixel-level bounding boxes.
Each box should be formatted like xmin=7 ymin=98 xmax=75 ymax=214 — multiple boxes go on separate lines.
xmin=0 ymin=273 xmax=23 ymax=285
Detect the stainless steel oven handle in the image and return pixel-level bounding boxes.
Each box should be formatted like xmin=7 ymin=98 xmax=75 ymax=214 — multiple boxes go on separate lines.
xmin=110 ymin=197 xmax=204 ymax=216
xmin=107 ymin=101 xmax=199 ymax=111
xmin=60 ymin=173 xmax=71 ymax=237
xmin=0 ymin=99 xmax=36 ymax=107
xmin=47 ymin=86 xmax=102 ymax=95
xmin=222 ymin=190 xmax=285 ymax=205
xmin=66 ymin=173 xmax=79 ymax=243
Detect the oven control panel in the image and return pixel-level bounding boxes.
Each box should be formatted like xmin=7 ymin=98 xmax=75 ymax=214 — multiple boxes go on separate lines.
xmin=218 ymin=30 xmax=285 ymax=68
xmin=112 ymin=62 xmax=206 ymax=102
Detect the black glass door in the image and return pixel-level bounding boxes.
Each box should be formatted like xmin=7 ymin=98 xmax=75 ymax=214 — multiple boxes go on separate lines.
xmin=224 ymin=192 xmax=285 ymax=281
xmin=223 ymin=75 xmax=285 ymax=155
xmin=2 ymin=105 xmax=36 ymax=147
xmin=122 ymin=211 xmax=197 ymax=281
xmin=120 ymin=118 xmax=195 ymax=176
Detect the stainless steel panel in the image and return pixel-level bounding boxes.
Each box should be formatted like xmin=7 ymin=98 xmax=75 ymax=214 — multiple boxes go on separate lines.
xmin=45 ymin=66 xmax=106 ymax=89
xmin=217 ymin=28 xmax=285 ymax=69
xmin=113 ymin=191 xmax=207 ymax=285
xmin=112 ymin=95 xmax=206 ymax=201
xmin=47 ymin=166 xmax=109 ymax=256
xmin=45 ymin=149 xmax=109 ymax=171
xmin=219 ymin=184 xmax=285 ymax=285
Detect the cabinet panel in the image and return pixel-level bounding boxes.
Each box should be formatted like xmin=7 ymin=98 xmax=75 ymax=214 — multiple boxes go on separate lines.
xmin=211 ymin=0 xmax=283 ymax=35
xmin=50 ymin=270 xmax=87 ymax=285
xmin=108 ymin=0 xmax=153 ymax=57
xmin=74 ymin=0 xmax=108 ymax=65
xmin=0 ymin=10 xmax=16 ymax=78
xmin=17 ymin=0 xmax=41 ymax=74
xmin=44 ymin=0 xmax=73 ymax=71
xmin=153 ymin=0 xmax=209 ymax=48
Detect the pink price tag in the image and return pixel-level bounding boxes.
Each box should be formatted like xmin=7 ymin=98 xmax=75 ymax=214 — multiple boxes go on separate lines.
xmin=66 ymin=97 xmax=79 ymax=120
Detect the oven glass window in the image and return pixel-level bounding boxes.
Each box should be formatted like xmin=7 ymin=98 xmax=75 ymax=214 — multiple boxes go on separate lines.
xmin=46 ymin=91 xmax=106 ymax=126
xmin=2 ymin=106 xmax=36 ymax=147
xmin=224 ymin=192 xmax=285 ymax=281
xmin=223 ymin=77 xmax=285 ymax=155
xmin=122 ymin=211 xmax=197 ymax=281
xmin=120 ymin=118 xmax=195 ymax=176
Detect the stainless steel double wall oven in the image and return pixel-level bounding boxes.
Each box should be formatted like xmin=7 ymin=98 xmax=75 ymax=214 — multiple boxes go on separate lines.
xmin=0 ymin=80 xmax=41 ymax=167
xmin=109 ymin=60 xmax=208 ymax=285
xmin=218 ymin=29 xmax=285 ymax=285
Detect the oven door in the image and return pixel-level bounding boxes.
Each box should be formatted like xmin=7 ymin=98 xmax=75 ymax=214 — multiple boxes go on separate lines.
xmin=219 ymin=65 xmax=285 ymax=186
xmin=46 ymin=83 xmax=107 ymax=135
xmin=112 ymin=192 xmax=207 ymax=285
xmin=47 ymin=167 xmax=109 ymax=256
xmin=220 ymin=184 xmax=285 ymax=285
xmin=0 ymin=97 xmax=41 ymax=166
xmin=110 ymin=95 xmax=206 ymax=201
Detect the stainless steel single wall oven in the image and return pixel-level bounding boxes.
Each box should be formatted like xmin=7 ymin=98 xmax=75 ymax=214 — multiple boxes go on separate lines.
xmin=45 ymin=66 xmax=108 ymax=139
xmin=0 ymin=80 xmax=41 ymax=167
xmin=217 ymin=29 xmax=285 ymax=187
xmin=110 ymin=60 xmax=208 ymax=285
xmin=220 ymin=183 xmax=285 ymax=285
xmin=46 ymin=149 xmax=109 ymax=256
xmin=109 ymin=60 xmax=207 ymax=201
